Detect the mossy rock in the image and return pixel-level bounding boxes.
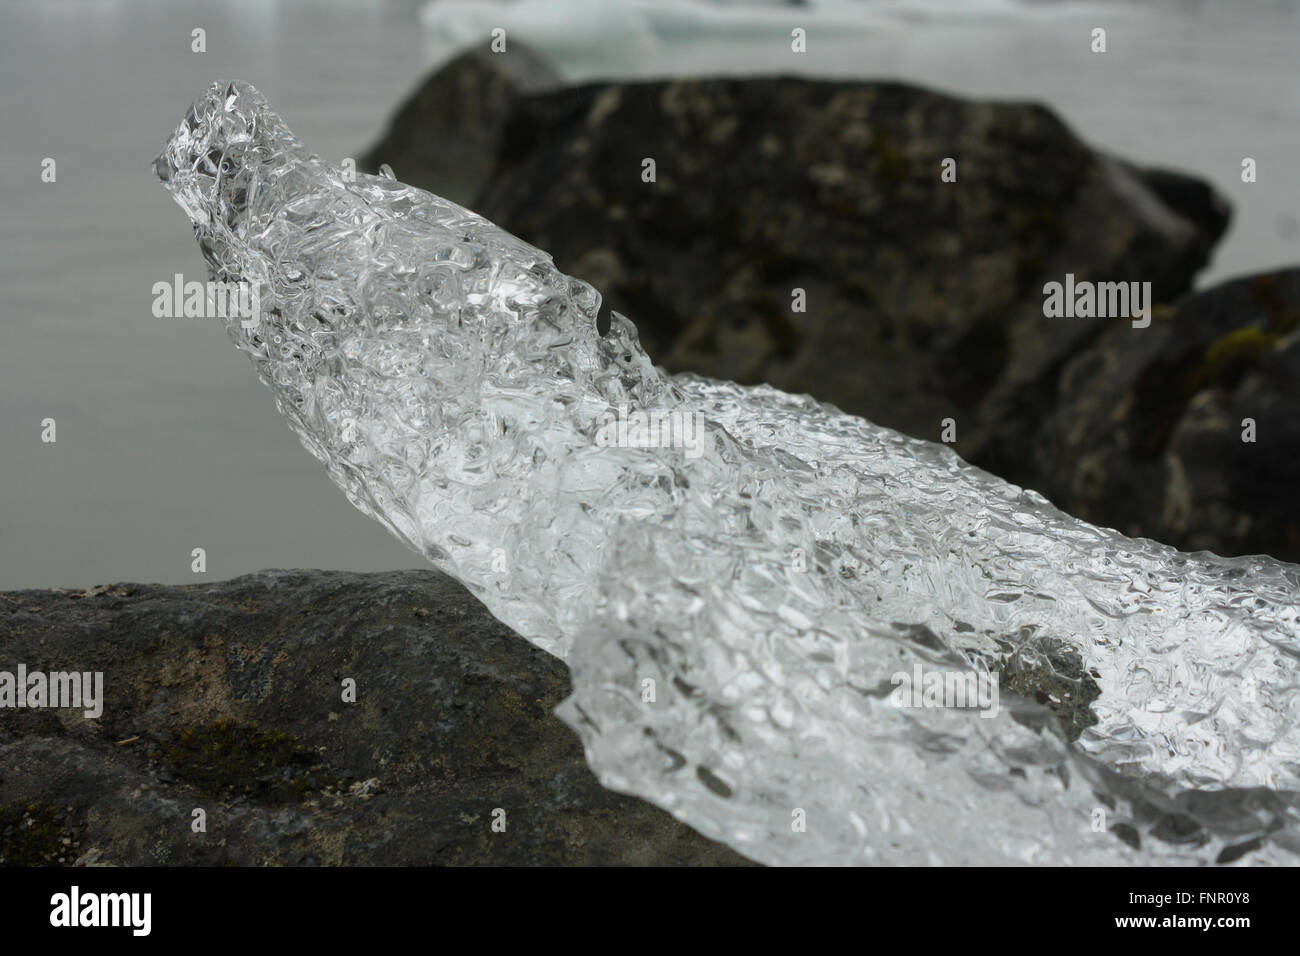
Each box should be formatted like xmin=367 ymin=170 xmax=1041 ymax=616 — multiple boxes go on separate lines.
xmin=151 ymin=718 xmax=344 ymax=803
xmin=0 ymin=802 xmax=81 ymax=867
xmin=1187 ymin=326 xmax=1279 ymax=394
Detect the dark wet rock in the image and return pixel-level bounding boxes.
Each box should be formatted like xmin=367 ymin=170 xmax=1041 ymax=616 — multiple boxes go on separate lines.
xmin=360 ymin=44 xmax=562 ymax=207
xmin=360 ymin=54 xmax=1292 ymax=562
xmin=0 ymin=570 xmax=753 ymax=866
xmin=1030 ymin=268 xmax=1300 ymax=562
xmin=363 ymin=51 xmax=1228 ymax=481
xmin=359 ymin=55 xmax=1284 ymax=562
xmin=1119 ymin=161 xmax=1232 ymax=246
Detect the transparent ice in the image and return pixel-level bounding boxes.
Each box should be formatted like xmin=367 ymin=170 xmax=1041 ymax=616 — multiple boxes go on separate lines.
xmin=156 ymin=81 xmax=1300 ymax=865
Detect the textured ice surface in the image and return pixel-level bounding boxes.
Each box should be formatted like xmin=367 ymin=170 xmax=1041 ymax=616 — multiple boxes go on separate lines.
xmin=156 ymin=81 xmax=1300 ymax=865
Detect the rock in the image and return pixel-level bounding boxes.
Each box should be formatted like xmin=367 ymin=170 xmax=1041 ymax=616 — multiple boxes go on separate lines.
xmin=1031 ymin=268 xmax=1300 ymax=562
xmin=0 ymin=570 xmax=753 ymax=866
xmin=363 ymin=54 xmax=1229 ymax=481
xmin=477 ymin=81 xmax=1230 ymax=484
xmin=357 ymin=57 xmax=1293 ymax=562
xmin=1118 ymin=161 xmax=1232 ymax=246
xmin=359 ymin=44 xmax=563 ymax=207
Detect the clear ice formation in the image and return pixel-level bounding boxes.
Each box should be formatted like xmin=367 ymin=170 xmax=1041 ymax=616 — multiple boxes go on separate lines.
xmin=156 ymin=80 xmax=1300 ymax=865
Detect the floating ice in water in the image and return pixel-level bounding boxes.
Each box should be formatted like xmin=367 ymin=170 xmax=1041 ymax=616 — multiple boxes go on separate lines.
xmin=417 ymin=0 xmax=902 ymax=80
xmin=155 ymin=80 xmax=1300 ymax=865
xmin=416 ymin=0 xmax=1116 ymax=83
xmin=420 ymin=0 xmax=661 ymax=77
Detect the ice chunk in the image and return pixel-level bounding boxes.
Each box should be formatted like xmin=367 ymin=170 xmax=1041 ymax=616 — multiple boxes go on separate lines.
xmin=156 ymin=80 xmax=1300 ymax=865
xmin=416 ymin=0 xmax=901 ymax=81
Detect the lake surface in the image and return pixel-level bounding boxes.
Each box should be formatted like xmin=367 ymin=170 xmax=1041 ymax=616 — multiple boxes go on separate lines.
xmin=1 ymin=0 xmax=1297 ymax=588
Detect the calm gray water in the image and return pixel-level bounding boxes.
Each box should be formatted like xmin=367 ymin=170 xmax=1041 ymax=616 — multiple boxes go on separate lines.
xmin=1 ymin=0 xmax=1297 ymax=589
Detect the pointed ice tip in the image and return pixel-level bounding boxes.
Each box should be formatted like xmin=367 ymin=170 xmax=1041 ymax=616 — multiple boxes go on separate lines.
xmin=155 ymin=79 xmax=286 ymax=226
xmin=173 ymin=79 xmax=269 ymax=131
xmin=217 ymin=78 xmax=265 ymax=108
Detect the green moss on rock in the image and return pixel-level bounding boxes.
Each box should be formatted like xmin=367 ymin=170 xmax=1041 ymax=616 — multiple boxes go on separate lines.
xmin=151 ymin=718 xmax=343 ymax=803
xmin=0 ymin=802 xmax=81 ymax=866
xmin=870 ymin=127 xmax=907 ymax=185
xmin=1188 ymin=326 xmax=1280 ymax=393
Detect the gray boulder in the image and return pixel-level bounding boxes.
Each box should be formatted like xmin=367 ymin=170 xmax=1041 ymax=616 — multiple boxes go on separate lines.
xmin=363 ymin=50 xmax=1229 ymax=486
xmin=360 ymin=44 xmax=562 ymax=207
xmin=0 ymin=570 xmax=753 ymax=866
xmin=1032 ymin=268 xmax=1300 ymax=562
